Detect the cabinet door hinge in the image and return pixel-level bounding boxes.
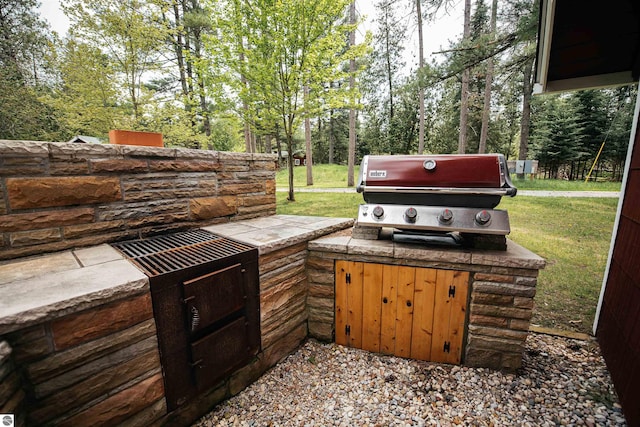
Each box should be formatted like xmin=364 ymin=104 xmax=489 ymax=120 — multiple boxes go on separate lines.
xmin=448 ymin=285 xmax=456 ymax=298
xmin=443 ymin=341 xmax=451 ymax=353
xmin=345 ymin=325 xmax=351 ymax=336
xmin=346 ymin=273 xmax=351 ymax=284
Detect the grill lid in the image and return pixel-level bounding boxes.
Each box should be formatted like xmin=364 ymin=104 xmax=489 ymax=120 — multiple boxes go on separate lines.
xmin=357 ymin=154 xmax=516 ymax=208
xmin=111 ymin=229 xmax=255 ymax=277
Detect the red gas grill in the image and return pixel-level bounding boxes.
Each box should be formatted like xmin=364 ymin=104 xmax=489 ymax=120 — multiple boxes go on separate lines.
xmin=356 ymin=154 xmax=517 ymax=249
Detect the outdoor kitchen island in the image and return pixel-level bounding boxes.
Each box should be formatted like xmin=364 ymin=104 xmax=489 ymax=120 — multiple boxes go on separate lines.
xmin=0 ymin=215 xmax=352 ymax=427
xmin=305 ymin=230 xmax=546 ymax=371
xmin=0 ymin=215 xmax=545 ymax=427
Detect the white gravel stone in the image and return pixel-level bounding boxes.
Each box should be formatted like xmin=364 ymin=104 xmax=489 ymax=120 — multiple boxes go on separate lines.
xmin=192 ymin=333 xmax=627 ymax=426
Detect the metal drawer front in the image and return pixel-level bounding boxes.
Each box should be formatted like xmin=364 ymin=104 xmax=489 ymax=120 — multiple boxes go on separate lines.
xmin=183 ymin=263 xmax=245 ymax=334
xmin=190 ymin=316 xmax=249 ymax=391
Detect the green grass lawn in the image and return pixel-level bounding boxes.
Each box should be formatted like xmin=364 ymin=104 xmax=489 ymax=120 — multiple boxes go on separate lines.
xmin=510 ymin=178 xmax=621 ymax=191
xmin=276 ymin=164 xmax=361 ymax=188
xmin=277 ymin=185 xmax=619 ymax=334
xmin=500 ymin=197 xmax=617 ymax=333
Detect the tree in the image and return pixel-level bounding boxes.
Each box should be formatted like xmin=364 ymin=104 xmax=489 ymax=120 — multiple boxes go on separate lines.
xmin=212 ymin=0 xmax=366 ymax=200
xmin=313 ymin=108 xmax=350 ymax=164
xmin=530 ymin=94 xmax=582 ymax=178
xmin=0 ymin=73 xmax=63 ymax=141
xmin=389 ymin=76 xmax=420 ymax=153
xmin=44 ymin=39 xmax=125 ymax=138
xmin=373 ymin=0 xmax=405 ymax=124
xmin=525 ymin=87 xmax=635 ymax=181
xmin=459 ymin=0 xmax=490 ymax=154
xmin=1 ymin=0 xmax=53 ymax=84
xmin=0 ymin=0 xmax=62 ymax=140
xmin=162 ymin=0 xmax=215 ymax=138
xmin=361 ymin=0 xmax=410 ymax=154
xmin=424 ymin=0 xmax=538 ymax=159
xmin=497 ymin=0 xmax=539 ymax=175
xmin=63 ymin=0 xmax=169 ymax=123
xmin=426 ymin=76 xmax=463 ymax=154
xmin=347 ymin=0 xmax=356 ymax=186
xmin=478 ymin=0 xmax=497 ymax=153
xmin=414 ymin=0 xmax=426 ymax=154
xmin=304 ymin=84 xmax=313 ymax=185
xmin=457 ymin=0 xmax=471 ymax=154
xmin=604 ymin=86 xmax=636 ymax=180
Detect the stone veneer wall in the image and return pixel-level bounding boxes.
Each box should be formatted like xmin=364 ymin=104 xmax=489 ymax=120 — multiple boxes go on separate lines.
xmin=306 ymin=239 xmax=543 ymax=371
xmin=258 ymin=242 xmax=309 ymax=352
xmin=2 ymin=292 xmax=163 ymax=426
xmin=0 ymin=140 xmax=277 ymax=260
xmin=0 ymin=242 xmax=310 ymax=426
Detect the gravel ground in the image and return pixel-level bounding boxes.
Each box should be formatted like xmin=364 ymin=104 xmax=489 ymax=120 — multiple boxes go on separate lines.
xmin=193 ymin=333 xmax=626 ymax=426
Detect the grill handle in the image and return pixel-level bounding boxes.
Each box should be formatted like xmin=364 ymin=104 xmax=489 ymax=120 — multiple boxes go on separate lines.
xmin=190 ymin=305 xmax=200 ymax=332
xmin=358 ymin=185 xmax=516 ymax=196
xmin=181 ymin=296 xmax=200 ymax=332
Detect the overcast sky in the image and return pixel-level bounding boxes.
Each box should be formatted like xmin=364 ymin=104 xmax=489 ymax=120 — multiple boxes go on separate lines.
xmin=358 ymin=1 xmax=464 ymax=68
xmin=37 ymin=0 xmax=464 ymax=68
xmin=39 ymin=0 xmax=70 ymax=34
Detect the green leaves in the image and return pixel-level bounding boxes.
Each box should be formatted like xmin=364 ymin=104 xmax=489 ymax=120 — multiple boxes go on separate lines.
xmin=63 ymin=0 xmax=170 ymax=122
xmin=208 ymin=0 xmax=367 ymax=139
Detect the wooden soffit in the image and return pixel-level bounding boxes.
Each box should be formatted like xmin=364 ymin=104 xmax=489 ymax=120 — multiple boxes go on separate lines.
xmin=534 ymin=0 xmax=640 ymax=94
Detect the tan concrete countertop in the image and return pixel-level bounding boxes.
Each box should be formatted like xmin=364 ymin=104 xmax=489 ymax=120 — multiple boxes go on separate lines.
xmin=309 ymin=234 xmax=546 ymax=270
xmin=0 ymin=215 xmax=354 ymax=335
xmin=203 ymin=215 xmax=354 ymax=255
xmin=0 ymin=244 xmax=148 ymax=335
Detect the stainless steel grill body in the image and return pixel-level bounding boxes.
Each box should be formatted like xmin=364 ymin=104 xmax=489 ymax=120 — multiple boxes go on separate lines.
xmin=355 ymin=154 xmax=517 ymax=241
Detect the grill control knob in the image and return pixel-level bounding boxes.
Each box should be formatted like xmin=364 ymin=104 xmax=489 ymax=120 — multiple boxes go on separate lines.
xmin=404 ymin=207 xmax=417 ymax=223
xmin=423 ymin=159 xmax=437 ymax=171
xmin=439 ymin=208 xmax=453 ymax=224
xmin=475 ymin=210 xmax=491 ymax=225
xmin=372 ymin=206 xmax=385 ymax=219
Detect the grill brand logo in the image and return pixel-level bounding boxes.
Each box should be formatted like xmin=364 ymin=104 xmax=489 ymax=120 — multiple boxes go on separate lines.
xmin=369 ymin=170 xmax=387 ymax=178
xmin=1 ymin=415 xmax=14 ymax=427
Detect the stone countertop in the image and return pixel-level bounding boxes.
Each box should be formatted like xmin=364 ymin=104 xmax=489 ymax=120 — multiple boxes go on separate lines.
xmin=0 ymin=244 xmax=148 ymax=335
xmin=202 ymin=215 xmax=354 ymax=255
xmin=309 ymin=234 xmax=546 ymax=270
xmin=0 ymin=215 xmax=354 ymax=335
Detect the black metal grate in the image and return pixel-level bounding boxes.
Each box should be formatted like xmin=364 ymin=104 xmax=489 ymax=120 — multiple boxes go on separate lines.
xmin=111 ymin=229 xmax=255 ymax=277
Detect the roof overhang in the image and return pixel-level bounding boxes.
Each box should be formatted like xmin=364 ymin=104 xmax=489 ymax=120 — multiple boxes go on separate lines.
xmin=534 ymin=0 xmax=640 ymax=94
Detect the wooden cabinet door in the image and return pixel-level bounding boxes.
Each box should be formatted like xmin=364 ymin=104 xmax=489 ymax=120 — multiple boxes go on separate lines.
xmin=335 ymin=261 xmax=469 ymax=364
xmin=430 ymin=269 xmax=469 ymax=364
xmin=410 ymin=267 xmax=437 ymax=360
